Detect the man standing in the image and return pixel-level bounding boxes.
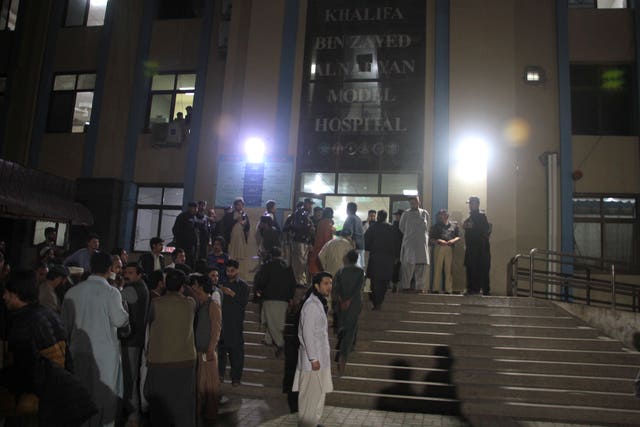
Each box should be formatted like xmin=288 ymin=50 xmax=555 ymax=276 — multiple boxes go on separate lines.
xmin=172 ymin=202 xmax=198 ymax=266
xmin=196 ymin=200 xmax=211 ymax=260
xmin=38 ymin=264 xmax=68 ymax=313
xmin=430 ymin=209 xmax=461 ymax=294
xmin=399 ymin=196 xmax=430 ymax=293
xmin=145 ymin=269 xmax=197 ymax=426
xmin=62 ymin=252 xmax=130 ymax=427
xmin=218 ymin=259 xmax=249 ymax=386
xmin=64 ymin=233 xmax=100 ymax=271
xmin=364 ymin=210 xmax=398 ymax=310
xmin=293 ymin=272 xmax=333 ymax=427
xmin=120 ymin=263 xmax=150 ymax=426
xmin=138 ymin=237 xmax=165 ymax=278
xmin=36 ymin=227 xmax=62 ymax=262
xmin=341 ymin=202 xmax=365 ymax=269
xmin=254 ymin=247 xmax=296 ymax=357
xmin=463 ymin=196 xmax=492 ymax=295
xmin=290 ymin=198 xmax=315 ymax=286
xmin=264 ymin=200 xmax=280 ymax=231
xmin=362 ymin=209 xmax=376 ymax=233
xmin=189 ymin=275 xmax=222 ymax=422
xmin=318 ymin=232 xmax=354 ymax=276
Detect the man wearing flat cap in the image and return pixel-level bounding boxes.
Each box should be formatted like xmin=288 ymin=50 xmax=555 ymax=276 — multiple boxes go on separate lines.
xmin=463 ymin=196 xmax=492 ymax=295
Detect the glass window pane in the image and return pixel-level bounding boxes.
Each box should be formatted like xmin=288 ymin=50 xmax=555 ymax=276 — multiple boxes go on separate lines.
xmin=47 ymin=92 xmax=75 ymax=132
xmin=604 ymin=223 xmax=633 ymax=264
xmin=7 ymin=0 xmax=18 ymax=30
xmin=301 ymin=173 xmax=335 ymax=194
xmin=151 ymin=74 xmax=175 ymax=91
xmin=137 ymin=187 xmax=163 ymax=205
xmin=56 ymin=223 xmax=67 ymax=246
xmin=574 ymin=222 xmax=601 ymax=258
xmin=71 ymin=91 xmax=93 ymax=133
xmin=173 ymin=93 xmax=194 ymax=117
xmin=573 ymin=198 xmax=601 ymax=218
xmin=325 ymin=196 xmax=389 ymax=230
xmin=163 ymin=187 xmax=184 ymax=206
xmin=603 ymin=197 xmax=636 ymax=219
xmin=177 ymin=74 xmax=196 ymax=90
xmin=337 ymin=173 xmax=378 ymax=194
xmin=33 ymin=221 xmax=57 ymax=245
xmin=53 ymin=74 xmax=76 ymax=91
xmin=87 ymin=0 xmax=107 ymax=26
xmin=149 ymin=94 xmax=172 ymax=124
xmin=0 ymin=1 xmax=8 ymax=30
xmin=597 ymin=0 xmax=626 ymax=8
xmin=381 ymin=173 xmax=419 ymax=195
xmin=77 ymin=73 xmax=96 ymax=90
xmin=134 ymin=209 xmax=160 ymax=251
xmin=65 ymin=0 xmax=87 ymax=26
xmin=161 ymin=209 xmax=180 ymax=244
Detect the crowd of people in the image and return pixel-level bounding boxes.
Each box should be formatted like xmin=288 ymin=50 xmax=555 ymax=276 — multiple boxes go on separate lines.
xmin=0 ymin=193 xmax=491 ymax=427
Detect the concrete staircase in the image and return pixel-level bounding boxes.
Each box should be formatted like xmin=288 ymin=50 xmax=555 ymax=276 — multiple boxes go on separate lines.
xmin=224 ymin=291 xmax=640 ymax=426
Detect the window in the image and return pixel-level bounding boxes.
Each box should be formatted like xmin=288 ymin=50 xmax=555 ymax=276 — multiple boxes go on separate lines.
xmin=46 ymin=73 xmax=95 ymax=133
xmin=64 ymin=0 xmax=108 ymax=27
xmin=571 ymin=64 xmax=637 ymax=135
xmin=0 ymin=0 xmax=19 ymax=31
xmin=573 ymin=195 xmax=638 ymax=269
xmin=133 ymin=186 xmax=183 ymax=252
xmin=32 ymin=221 xmax=67 ymax=246
xmin=569 ymin=0 xmax=633 ymax=7
xmin=147 ymin=73 xmax=195 ymax=128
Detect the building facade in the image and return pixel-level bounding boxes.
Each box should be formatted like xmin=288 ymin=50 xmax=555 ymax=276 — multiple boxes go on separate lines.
xmin=0 ymin=0 xmax=638 ymax=293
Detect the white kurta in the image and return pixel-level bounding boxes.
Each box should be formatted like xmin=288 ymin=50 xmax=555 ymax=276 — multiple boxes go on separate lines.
xmin=62 ymin=275 xmax=129 ymax=427
xmin=399 ymin=208 xmax=430 ymax=264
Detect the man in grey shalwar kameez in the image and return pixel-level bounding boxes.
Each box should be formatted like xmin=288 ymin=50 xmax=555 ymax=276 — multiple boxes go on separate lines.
xmin=399 ymin=196 xmax=430 ymax=292
xmin=62 ymin=252 xmax=130 ymax=427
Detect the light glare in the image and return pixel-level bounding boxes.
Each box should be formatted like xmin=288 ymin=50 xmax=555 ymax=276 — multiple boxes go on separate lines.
xmin=455 ymin=136 xmax=488 ymax=182
xmin=245 ymin=137 xmax=265 ymax=163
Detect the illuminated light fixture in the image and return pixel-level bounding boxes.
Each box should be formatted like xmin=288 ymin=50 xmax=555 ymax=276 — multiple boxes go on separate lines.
xmin=455 ymin=135 xmax=489 ymax=182
xmin=523 ymin=65 xmax=546 ymax=85
xmin=244 ymin=137 xmax=265 ymax=163
xmin=311 ymin=63 xmax=317 ymax=75
xmin=402 ymin=189 xmax=418 ymax=196
xmin=91 ymin=0 xmax=109 ymax=6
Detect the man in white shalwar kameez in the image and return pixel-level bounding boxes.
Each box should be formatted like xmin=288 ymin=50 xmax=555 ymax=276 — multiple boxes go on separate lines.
xmin=292 ymin=272 xmax=333 ymax=427
xmin=62 ymin=252 xmax=130 ymax=427
xmin=399 ymin=196 xmax=430 ymax=292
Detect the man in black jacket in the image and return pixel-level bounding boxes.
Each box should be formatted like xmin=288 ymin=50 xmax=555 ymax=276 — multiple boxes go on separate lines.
xmin=254 ymin=247 xmax=296 ymax=357
xmin=121 ymin=263 xmax=150 ymax=425
xmin=138 ymin=237 xmax=165 ymax=278
xmin=172 ymin=202 xmax=198 ymax=267
xmin=364 ymin=210 xmax=399 ymax=310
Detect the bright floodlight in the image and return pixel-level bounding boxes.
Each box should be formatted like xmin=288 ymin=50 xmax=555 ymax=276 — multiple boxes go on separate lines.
xmin=455 ymin=136 xmax=488 ymax=182
xmin=244 ymin=137 xmax=265 ymax=163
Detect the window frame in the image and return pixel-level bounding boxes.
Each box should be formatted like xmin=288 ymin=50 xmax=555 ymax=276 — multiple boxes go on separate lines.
xmin=0 ymin=0 xmax=19 ymax=31
xmin=132 ymin=184 xmax=184 ymax=253
xmin=573 ymin=193 xmax=639 ymax=272
xmin=46 ymin=71 xmax=96 ymax=134
xmin=145 ymin=71 xmax=196 ymax=131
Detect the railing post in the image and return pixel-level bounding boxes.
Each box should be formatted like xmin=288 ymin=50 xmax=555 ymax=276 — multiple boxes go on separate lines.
xmin=529 ymin=248 xmax=537 ymax=297
xmin=611 ymin=264 xmax=616 ymax=311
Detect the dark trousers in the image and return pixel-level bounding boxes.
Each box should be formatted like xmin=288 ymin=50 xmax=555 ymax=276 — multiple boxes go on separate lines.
xmin=217 ymin=344 xmax=244 ymax=383
xmin=145 ymin=364 xmax=196 ymax=427
xmin=371 ymin=279 xmax=389 ymax=308
xmin=465 ymin=255 xmax=490 ymax=294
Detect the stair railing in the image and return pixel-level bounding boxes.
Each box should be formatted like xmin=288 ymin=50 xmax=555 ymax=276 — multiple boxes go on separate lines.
xmin=509 ymin=248 xmax=640 ymax=312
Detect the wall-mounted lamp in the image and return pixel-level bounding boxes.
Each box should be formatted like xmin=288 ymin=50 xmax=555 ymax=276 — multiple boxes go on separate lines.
xmin=523 ymin=65 xmax=546 ymax=85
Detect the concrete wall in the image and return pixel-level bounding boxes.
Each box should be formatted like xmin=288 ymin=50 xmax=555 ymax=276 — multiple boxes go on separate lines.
xmin=569 ymin=8 xmax=635 ymax=62
xmin=39 ymin=134 xmax=84 ymax=179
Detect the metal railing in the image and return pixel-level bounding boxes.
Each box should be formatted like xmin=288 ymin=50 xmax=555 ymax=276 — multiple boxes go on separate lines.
xmin=509 ymin=248 xmax=640 ymax=312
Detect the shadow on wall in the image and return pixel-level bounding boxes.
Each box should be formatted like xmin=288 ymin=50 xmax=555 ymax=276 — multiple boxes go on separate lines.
xmin=376 ymin=346 xmax=463 ymax=416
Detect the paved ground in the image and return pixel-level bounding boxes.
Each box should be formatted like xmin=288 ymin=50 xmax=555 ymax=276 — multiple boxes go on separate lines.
xmin=207 ymin=396 xmax=608 ymax=427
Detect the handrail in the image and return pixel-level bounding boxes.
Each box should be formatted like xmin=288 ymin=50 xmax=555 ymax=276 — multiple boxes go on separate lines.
xmin=509 ymin=248 xmax=640 ymax=312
